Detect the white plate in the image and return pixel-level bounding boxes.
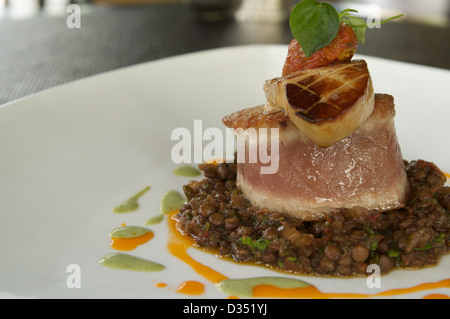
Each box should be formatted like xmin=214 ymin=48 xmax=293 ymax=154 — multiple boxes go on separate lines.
xmin=0 ymin=45 xmax=449 ymax=299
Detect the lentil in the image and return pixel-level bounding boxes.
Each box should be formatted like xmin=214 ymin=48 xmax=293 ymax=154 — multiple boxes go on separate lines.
xmin=174 ymin=159 xmax=449 ymax=276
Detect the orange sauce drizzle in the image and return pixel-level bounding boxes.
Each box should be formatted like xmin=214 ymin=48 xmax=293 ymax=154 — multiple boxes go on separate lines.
xmin=111 ymin=232 xmax=154 ymax=251
xmin=167 ymin=210 xmax=450 ymax=299
xmin=205 ymin=159 xmax=224 ymax=165
xmin=252 ymin=280 xmax=450 ymax=299
xmin=422 ymin=294 xmax=449 ymax=299
xmin=167 ymin=210 xmax=228 ymax=284
xmin=155 ymin=282 xmax=168 ymax=288
xmin=176 ymin=280 xmax=206 ymax=295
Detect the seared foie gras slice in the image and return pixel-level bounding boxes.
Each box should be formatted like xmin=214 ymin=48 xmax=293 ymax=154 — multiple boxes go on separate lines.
xmin=222 ymin=94 xmax=408 ymax=221
xmin=264 ymin=60 xmax=374 ymax=147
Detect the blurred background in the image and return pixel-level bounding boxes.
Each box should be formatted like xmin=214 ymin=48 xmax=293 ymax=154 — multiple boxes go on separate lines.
xmin=1 ymin=0 xmax=448 ymax=24
xmin=1 ymin=0 xmax=449 ymax=24
xmin=0 ymin=0 xmax=449 ymax=105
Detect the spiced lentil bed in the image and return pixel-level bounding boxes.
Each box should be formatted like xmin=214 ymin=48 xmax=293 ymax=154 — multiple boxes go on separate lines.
xmin=175 ymin=160 xmax=450 ymax=277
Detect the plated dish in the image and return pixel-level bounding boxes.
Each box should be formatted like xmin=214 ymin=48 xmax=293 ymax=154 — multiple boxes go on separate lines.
xmin=0 ymin=43 xmax=448 ymax=298
xmin=173 ymin=2 xmax=449 ymax=297
xmin=173 ymin=3 xmax=449 ymax=285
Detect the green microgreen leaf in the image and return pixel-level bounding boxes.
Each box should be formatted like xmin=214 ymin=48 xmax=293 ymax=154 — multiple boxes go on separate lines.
xmin=289 ymin=1 xmax=404 ymax=56
xmin=340 ymin=9 xmax=404 ymax=44
xmin=339 ymin=8 xmax=358 ymax=16
xmin=289 ymin=0 xmax=340 ymax=57
xmin=340 ymin=14 xmax=367 ymax=43
xmin=367 ymin=14 xmax=405 ymax=28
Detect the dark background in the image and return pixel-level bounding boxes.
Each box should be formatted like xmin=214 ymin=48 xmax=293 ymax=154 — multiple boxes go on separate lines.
xmin=1 ymin=0 xmax=449 ymax=106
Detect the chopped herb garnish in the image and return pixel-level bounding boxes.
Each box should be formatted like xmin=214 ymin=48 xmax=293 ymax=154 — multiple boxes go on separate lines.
xmin=240 ymin=236 xmax=271 ymax=253
xmin=370 ymin=241 xmax=378 ymax=252
xmin=434 ymin=234 xmax=445 ymax=243
xmin=387 ymin=249 xmax=399 ymax=258
xmin=289 ymin=0 xmax=403 ymax=56
xmin=415 ymin=243 xmax=432 ymax=251
xmin=364 ymin=225 xmax=379 ymax=238
xmin=240 ymin=236 xmax=253 ymax=249
xmin=255 ymin=238 xmax=271 ymax=251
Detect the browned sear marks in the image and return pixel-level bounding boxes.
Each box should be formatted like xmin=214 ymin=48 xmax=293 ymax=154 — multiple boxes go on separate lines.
xmin=286 ymin=61 xmax=370 ymax=123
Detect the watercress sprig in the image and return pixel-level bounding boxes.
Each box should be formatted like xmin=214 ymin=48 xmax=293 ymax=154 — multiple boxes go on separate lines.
xmin=339 ymin=8 xmax=404 ymax=44
xmin=289 ymin=0 xmax=404 ymax=57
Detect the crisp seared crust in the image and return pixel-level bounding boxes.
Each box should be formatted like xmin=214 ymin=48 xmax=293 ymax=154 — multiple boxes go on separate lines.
xmin=223 ymin=93 xmax=394 ymax=131
xmin=370 ymin=93 xmax=395 ymax=118
xmin=222 ymin=105 xmax=289 ymax=130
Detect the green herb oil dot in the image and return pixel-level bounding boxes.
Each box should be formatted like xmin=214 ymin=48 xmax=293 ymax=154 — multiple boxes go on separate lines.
xmin=160 ymin=190 xmax=186 ymax=214
xmin=112 ymin=186 xmax=150 ymax=214
xmin=173 ymin=165 xmax=201 ymax=177
xmin=99 ymin=253 xmax=165 ymax=272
